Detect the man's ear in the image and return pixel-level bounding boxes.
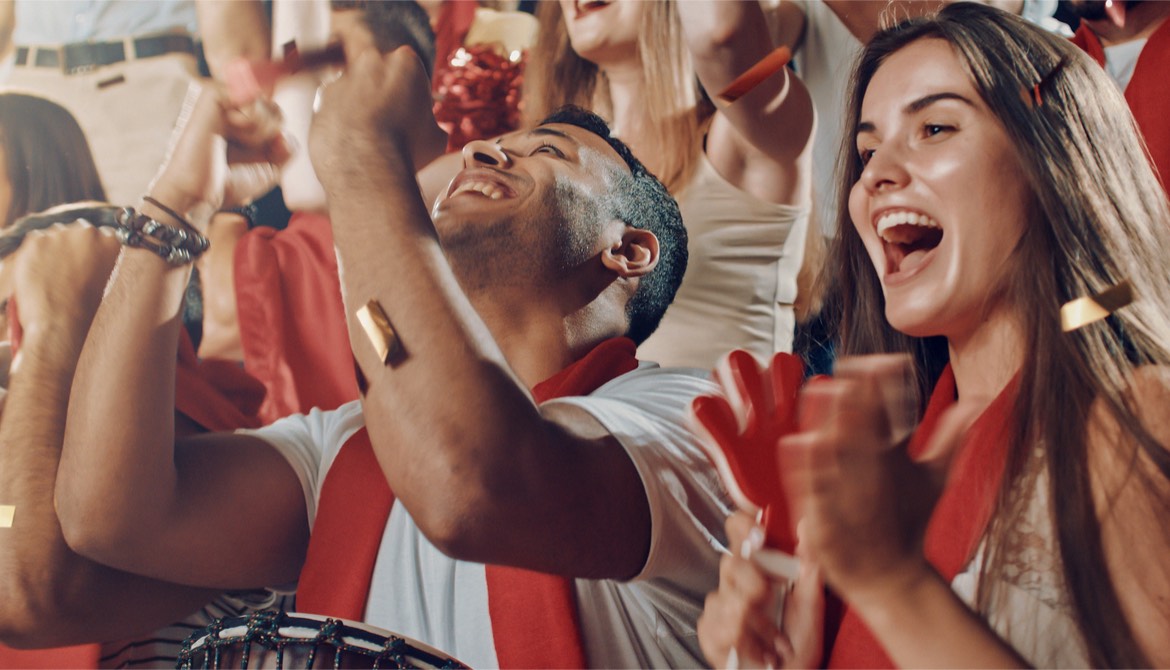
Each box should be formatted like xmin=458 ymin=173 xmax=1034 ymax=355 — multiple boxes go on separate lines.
xmin=601 ymin=225 xmax=659 ymax=278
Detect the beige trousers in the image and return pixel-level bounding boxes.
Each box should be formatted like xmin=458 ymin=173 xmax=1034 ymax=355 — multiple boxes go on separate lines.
xmin=3 ymin=52 xmax=200 ymax=206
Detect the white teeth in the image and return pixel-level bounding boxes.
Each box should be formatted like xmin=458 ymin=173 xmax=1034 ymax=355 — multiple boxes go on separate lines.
xmin=876 ymin=210 xmax=940 ymax=241
xmin=452 ymin=181 xmax=508 ymax=199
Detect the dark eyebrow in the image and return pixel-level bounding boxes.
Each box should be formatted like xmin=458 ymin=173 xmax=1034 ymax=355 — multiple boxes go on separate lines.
xmin=905 ymin=91 xmax=975 ymax=115
xmin=856 ymin=92 xmax=976 ymax=135
xmin=530 ymin=126 xmax=578 ymax=145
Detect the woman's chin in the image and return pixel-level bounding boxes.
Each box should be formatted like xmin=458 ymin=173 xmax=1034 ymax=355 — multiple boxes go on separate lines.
xmin=884 ymin=305 xmax=947 ymax=340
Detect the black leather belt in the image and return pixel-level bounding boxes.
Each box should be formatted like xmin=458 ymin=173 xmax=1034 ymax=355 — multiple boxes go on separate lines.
xmin=15 ymin=34 xmax=196 ymax=73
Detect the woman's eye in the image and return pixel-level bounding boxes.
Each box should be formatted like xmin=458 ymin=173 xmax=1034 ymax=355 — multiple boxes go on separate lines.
xmin=859 ymin=148 xmax=876 ymax=165
xmin=534 ymin=144 xmax=564 ymax=157
xmin=924 ymin=124 xmax=953 ymax=137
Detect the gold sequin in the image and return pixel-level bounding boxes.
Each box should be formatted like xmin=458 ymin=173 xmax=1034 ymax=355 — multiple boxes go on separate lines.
xmin=357 ymin=299 xmax=401 ymax=364
xmin=1061 ymin=281 xmax=1134 ymax=332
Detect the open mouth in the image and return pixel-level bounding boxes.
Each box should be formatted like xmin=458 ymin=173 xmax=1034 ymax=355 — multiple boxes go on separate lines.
xmin=574 ymin=0 xmax=612 ymax=18
xmin=876 ymin=210 xmax=943 ymax=277
xmin=447 ymin=175 xmax=517 ymax=200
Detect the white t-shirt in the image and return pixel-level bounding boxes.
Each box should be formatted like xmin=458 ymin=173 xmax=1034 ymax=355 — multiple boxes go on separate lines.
xmin=249 ymin=363 xmax=731 ymax=668
xmin=1104 ymin=38 xmax=1148 ymax=92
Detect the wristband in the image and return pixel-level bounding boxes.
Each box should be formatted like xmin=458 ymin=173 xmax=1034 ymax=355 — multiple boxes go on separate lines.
xmin=115 ymin=207 xmax=210 ymax=265
xmin=717 ymin=46 xmax=792 ymax=104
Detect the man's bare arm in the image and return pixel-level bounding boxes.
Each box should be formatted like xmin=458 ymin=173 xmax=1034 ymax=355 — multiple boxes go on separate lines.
xmin=823 ymin=0 xmax=948 ymax=43
xmin=56 ymin=88 xmax=308 ymax=590
xmin=0 ymin=224 xmax=216 ymax=648
xmin=197 ymin=0 xmax=271 ymax=81
xmin=310 ymin=49 xmax=652 ymax=581
xmin=678 ymin=0 xmax=815 ymax=206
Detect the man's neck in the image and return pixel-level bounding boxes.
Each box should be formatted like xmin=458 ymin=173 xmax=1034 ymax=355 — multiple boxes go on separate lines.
xmin=469 ymin=290 xmax=603 ymax=388
xmin=1085 ymin=1 xmax=1170 ymax=46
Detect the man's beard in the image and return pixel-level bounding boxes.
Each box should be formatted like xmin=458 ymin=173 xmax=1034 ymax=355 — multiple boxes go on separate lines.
xmin=440 ymin=183 xmax=597 ymax=293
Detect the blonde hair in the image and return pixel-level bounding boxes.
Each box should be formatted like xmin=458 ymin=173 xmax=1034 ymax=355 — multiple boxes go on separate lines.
xmin=522 ymin=0 xmax=713 ymax=194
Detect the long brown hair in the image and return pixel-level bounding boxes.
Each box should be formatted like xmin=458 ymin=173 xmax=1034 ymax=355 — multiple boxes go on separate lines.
xmin=0 ymin=93 xmax=106 ymax=227
xmin=522 ymin=0 xmax=713 ymax=194
xmin=826 ymin=3 xmax=1170 ymax=665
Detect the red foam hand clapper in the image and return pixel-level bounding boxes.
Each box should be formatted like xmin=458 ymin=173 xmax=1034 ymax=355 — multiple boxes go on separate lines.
xmin=692 ymin=350 xmax=805 ymax=552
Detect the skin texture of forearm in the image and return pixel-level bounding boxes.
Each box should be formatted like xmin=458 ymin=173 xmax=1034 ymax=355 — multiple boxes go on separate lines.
xmin=824 ymin=0 xmax=949 ymax=43
xmin=196 ymin=0 xmax=271 ymax=81
xmin=676 ymin=0 xmax=814 ymax=206
xmin=332 ymin=168 xmax=586 ymax=565
xmin=0 ymin=305 xmax=214 ymax=648
xmin=57 ymin=248 xmax=192 ymax=570
xmin=851 ymin=566 xmax=1030 ymax=669
xmin=58 ymin=241 xmax=309 ymax=587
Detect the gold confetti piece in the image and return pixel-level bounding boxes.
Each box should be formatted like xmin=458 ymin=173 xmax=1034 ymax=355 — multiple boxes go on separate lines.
xmin=356 ymin=299 xmax=401 ymax=364
xmin=1061 ymin=281 xmax=1134 ymax=332
xmin=0 ymin=505 xmax=14 ymax=528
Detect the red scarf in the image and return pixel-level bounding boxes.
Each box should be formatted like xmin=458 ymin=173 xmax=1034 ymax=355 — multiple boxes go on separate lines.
xmin=1072 ymin=18 xmax=1170 ymax=194
xmin=234 ymin=212 xmax=359 ymax=424
xmin=297 ymin=338 xmax=640 ymax=667
xmin=827 ymin=365 xmax=1016 ymax=668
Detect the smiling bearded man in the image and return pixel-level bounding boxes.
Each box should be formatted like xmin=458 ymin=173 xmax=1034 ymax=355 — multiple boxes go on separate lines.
xmin=56 ymin=45 xmax=730 ymax=669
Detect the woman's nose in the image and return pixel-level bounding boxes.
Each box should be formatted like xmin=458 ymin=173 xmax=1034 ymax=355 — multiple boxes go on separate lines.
xmin=858 ymin=144 xmax=910 ymax=194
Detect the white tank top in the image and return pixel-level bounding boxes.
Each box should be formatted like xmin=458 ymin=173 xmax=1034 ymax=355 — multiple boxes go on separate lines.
xmin=637 ymin=151 xmax=810 ymax=369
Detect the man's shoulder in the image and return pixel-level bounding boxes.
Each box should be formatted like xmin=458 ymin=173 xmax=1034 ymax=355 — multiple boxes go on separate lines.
xmin=246 ymin=400 xmax=367 ymax=458
xmin=591 ymin=362 xmax=716 ymax=399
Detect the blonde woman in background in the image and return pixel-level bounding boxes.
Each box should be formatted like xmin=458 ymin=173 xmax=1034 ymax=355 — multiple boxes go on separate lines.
xmin=418 ymin=0 xmax=817 ymax=369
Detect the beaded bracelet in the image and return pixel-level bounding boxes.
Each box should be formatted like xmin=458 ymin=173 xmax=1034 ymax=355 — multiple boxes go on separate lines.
xmin=115 ymin=207 xmax=210 ymax=265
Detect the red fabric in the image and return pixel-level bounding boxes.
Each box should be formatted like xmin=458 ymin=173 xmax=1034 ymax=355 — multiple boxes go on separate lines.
xmin=296 ymin=427 xmax=393 ymax=620
xmin=234 ymin=212 xmax=358 ymax=424
xmin=1072 ymin=19 xmax=1170 ymax=192
xmin=297 ymin=337 xmax=640 ymax=667
xmin=0 ymin=645 xmax=99 ymax=669
xmin=174 ymin=329 xmax=265 ymax=431
xmin=432 ymin=0 xmax=480 ymax=88
xmin=827 ymin=365 xmax=1016 ymax=668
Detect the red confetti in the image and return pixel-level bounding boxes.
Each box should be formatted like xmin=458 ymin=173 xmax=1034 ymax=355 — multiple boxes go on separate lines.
xmin=432 ymin=45 xmax=527 ymax=152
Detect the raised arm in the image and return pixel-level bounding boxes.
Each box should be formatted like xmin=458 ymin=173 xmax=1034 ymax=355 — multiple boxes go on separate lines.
xmin=677 ymin=0 xmax=814 ymax=206
xmin=0 ymin=223 xmax=216 ymax=647
xmin=196 ymin=0 xmax=271 ymax=82
xmin=56 ymin=87 xmax=309 ymax=590
xmin=824 ymin=0 xmax=949 ymax=43
xmin=309 ymin=48 xmax=654 ymax=580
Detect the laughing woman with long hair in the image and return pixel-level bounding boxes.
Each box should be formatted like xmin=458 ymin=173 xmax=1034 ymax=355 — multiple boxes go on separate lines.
xmin=694 ymin=3 xmax=1170 ymax=667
